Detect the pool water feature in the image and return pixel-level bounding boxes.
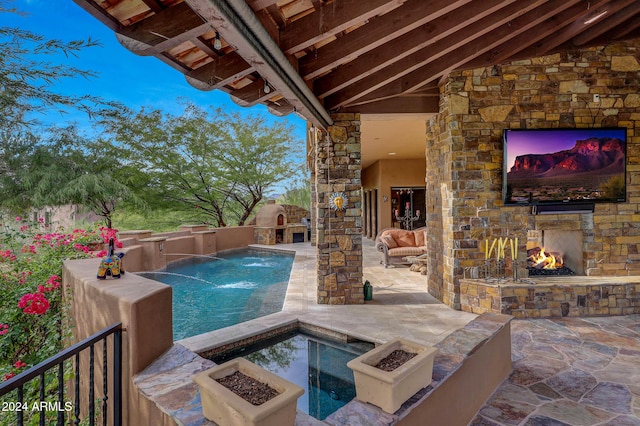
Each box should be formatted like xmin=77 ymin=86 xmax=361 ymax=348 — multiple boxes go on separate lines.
xmin=212 ymin=332 xmax=375 ymax=421
xmin=139 ymin=248 xmax=294 ymax=340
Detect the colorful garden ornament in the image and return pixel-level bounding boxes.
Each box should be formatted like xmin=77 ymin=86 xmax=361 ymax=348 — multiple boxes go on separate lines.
xmin=97 ymin=238 xmax=125 ymax=279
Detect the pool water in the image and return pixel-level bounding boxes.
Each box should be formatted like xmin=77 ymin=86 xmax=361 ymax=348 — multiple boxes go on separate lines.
xmin=213 ymin=332 xmax=374 ymax=421
xmin=139 ymin=249 xmax=294 ymax=340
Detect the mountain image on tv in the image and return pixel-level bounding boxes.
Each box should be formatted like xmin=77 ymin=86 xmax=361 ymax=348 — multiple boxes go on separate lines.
xmin=506 ymin=135 xmax=626 ymax=203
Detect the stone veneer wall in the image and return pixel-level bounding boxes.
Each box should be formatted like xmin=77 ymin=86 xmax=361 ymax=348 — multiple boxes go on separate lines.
xmin=427 ymin=40 xmax=640 ymax=309
xmin=314 ymin=113 xmax=363 ymax=304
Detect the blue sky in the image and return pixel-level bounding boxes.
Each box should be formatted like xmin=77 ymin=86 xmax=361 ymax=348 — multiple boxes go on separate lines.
xmin=2 ymin=0 xmax=306 ymax=140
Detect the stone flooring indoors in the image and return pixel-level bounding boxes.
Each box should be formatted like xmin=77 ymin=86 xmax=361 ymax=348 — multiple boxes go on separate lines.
xmin=472 ymin=315 xmax=640 ymax=426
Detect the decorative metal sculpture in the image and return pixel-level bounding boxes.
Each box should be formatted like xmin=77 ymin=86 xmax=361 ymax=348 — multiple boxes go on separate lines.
xmin=97 ymin=238 xmax=125 ymax=280
xmin=329 ymin=192 xmax=348 ymax=211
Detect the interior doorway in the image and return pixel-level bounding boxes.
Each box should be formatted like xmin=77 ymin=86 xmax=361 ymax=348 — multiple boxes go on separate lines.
xmin=391 ymin=187 xmax=426 ymax=230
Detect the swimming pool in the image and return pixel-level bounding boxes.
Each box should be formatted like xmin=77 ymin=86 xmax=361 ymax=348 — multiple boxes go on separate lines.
xmin=139 ymin=248 xmax=294 ymax=340
xmin=212 ymin=331 xmax=374 ymax=421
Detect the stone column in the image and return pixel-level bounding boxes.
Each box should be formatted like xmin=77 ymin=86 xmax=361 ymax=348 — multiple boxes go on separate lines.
xmin=310 ymin=170 xmax=317 ymax=246
xmin=315 ymin=113 xmax=363 ymax=305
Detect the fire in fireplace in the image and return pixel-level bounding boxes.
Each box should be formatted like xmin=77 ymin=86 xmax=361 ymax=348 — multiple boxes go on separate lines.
xmin=527 ymin=246 xmax=575 ymax=276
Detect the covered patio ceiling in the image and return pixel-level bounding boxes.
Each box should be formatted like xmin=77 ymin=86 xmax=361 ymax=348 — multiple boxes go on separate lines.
xmin=74 ymin=0 xmax=640 ymax=129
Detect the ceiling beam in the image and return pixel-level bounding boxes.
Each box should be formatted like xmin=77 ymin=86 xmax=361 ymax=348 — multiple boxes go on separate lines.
xmin=72 ymin=0 xmax=121 ymax=31
xmin=313 ymin=0 xmax=516 ymax=99
xmin=515 ymin=0 xmax=637 ymax=58
xmin=247 ymin=0 xmax=280 ymax=11
xmin=230 ymin=78 xmax=276 ymax=106
xmin=140 ymin=0 xmax=164 ymax=13
xmin=186 ymin=52 xmax=254 ymax=89
xmin=118 ymin=2 xmax=206 ymax=47
xmin=299 ymin=0 xmax=474 ymax=80
xmin=462 ymin=0 xmax=611 ymax=70
xmin=586 ymin=16 xmax=640 ymax=46
xmin=324 ymin=0 xmax=559 ymax=110
xmin=279 ymin=0 xmax=408 ymax=54
xmin=340 ymin=93 xmax=440 ymax=114
xmin=333 ymin=0 xmax=579 ymax=110
xmin=572 ymin=4 xmax=640 ymax=46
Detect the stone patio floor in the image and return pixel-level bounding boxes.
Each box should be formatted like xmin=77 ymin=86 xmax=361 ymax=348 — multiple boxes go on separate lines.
xmin=472 ymin=315 xmax=640 ymax=426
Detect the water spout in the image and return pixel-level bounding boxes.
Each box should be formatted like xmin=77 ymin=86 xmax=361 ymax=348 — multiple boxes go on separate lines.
xmin=136 ymin=271 xmax=215 ymax=285
xmin=163 ymin=253 xmax=228 ymax=261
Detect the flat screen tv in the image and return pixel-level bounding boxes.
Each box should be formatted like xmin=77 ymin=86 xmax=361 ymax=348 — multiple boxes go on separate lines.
xmin=503 ymin=128 xmax=627 ymax=206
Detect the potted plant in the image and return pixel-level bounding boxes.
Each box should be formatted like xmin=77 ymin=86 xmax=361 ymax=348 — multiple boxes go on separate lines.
xmin=193 ymin=358 xmax=304 ymax=426
xmin=347 ymin=338 xmax=437 ymax=413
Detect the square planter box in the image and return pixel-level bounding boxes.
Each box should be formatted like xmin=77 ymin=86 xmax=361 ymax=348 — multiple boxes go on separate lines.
xmin=193 ymin=358 xmax=304 ymax=426
xmin=347 ymin=338 xmax=437 ymax=413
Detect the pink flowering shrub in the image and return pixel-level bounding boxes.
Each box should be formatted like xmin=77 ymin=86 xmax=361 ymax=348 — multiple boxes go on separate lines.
xmin=0 ymin=217 xmax=119 ymax=382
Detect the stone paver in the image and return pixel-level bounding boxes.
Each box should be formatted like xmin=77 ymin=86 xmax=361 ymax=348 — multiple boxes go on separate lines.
xmin=473 ymin=315 xmax=640 ymax=426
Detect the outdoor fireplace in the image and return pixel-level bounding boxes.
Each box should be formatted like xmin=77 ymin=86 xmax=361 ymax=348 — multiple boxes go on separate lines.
xmin=253 ymin=200 xmax=309 ymax=245
xmin=526 ymin=230 xmax=583 ymax=276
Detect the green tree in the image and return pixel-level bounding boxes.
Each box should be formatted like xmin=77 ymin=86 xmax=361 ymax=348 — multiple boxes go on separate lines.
xmin=0 ymin=125 xmax=143 ymax=228
xmin=105 ymin=104 xmax=302 ymax=227
xmin=278 ymin=172 xmax=311 ymax=210
xmin=0 ymin=4 xmax=118 ymax=129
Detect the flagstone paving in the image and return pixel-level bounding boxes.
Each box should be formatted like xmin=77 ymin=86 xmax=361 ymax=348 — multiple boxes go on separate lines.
xmin=472 ymin=315 xmax=640 ymax=426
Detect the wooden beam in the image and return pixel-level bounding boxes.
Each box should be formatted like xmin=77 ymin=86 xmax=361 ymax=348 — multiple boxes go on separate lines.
xmin=324 ymin=0 xmax=558 ymax=109
xmin=230 ymin=78 xmax=276 ymax=106
xmin=340 ymin=93 xmax=440 ymax=114
xmin=140 ymin=0 xmax=164 ymax=13
xmin=313 ymin=0 xmax=516 ymax=98
xmin=186 ymin=52 xmax=254 ymax=89
xmin=462 ymin=0 xmax=610 ymax=70
xmin=572 ymin=4 xmax=640 ymax=46
xmin=247 ymin=0 xmax=281 ymax=11
xmin=299 ymin=0 xmax=474 ymax=80
xmin=515 ymin=0 xmax=637 ymax=58
xmin=585 ymin=16 xmax=640 ymax=46
xmin=118 ymin=2 xmax=205 ymax=47
xmin=267 ymin=99 xmax=295 ymax=116
xmin=72 ymin=0 xmax=121 ymax=31
xmin=279 ymin=0 xmax=408 ymax=54
xmin=329 ymin=0 xmax=577 ymax=109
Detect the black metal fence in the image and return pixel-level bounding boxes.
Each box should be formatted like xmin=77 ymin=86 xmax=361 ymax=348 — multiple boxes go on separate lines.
xmin=0 ymin=323 xmax=123 ymax=426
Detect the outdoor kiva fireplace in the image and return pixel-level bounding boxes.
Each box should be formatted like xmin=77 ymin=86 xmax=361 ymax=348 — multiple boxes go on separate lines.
xmin=526 ymin=230 xmax=584 ymax=276
xmin=253 ymin=200 xmax=308 ymax=245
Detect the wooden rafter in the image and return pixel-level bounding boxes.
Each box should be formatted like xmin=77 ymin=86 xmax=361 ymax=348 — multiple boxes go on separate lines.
xmin=572 ymin=4 xmax=640 ymax=46
xmin=279 ymin=0 xmax=409 ymax=54
xmin=118 ymin=2 xmax=205 ymax=46
xmin=516 ymin=0 xmax=637 ymax=58
xmin=313 ymin=0 xmax=517 ymax=99
xmin=187 ymin=52 xmax=254 ymax=89
xmin=462 ymin=0 xmax=612 ymax=70
xmin=299 ymin=0 xmax=474 ymax=80
xmin=230 ymin=78 xmax=276 ymax=106
xmin=333 ymin=0 xmax=581 ymax=110
xmin=324 ymin=0 xmax=568 ymax=109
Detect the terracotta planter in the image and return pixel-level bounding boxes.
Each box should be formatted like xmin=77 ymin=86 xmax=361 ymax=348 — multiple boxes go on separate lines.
xmin=347 ymin=338 xmax=437 ymax=413
xmin=193 ymin=358 xmax=304 ymax=426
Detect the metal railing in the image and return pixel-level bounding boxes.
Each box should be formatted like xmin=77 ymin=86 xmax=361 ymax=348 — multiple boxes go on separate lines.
xmin=0 ymin=323 xmax=123 ymax=426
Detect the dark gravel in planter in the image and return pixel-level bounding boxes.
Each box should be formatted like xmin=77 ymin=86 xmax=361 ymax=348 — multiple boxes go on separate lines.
xmin=374 ymin=349 xmax=417 ymax=371
xmin=216 ymin=371 xmax=280 ymax=405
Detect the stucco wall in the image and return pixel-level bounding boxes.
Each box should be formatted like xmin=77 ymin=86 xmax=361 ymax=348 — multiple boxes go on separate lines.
xmin=63 ymin=259 xmax=173 ymax=425
xmin=363 ymin=159 xmax=426 ymax=231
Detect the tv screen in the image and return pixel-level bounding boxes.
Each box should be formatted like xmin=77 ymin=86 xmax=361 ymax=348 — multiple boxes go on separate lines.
xmin=503 ymin=128 xmax=627 ymax=205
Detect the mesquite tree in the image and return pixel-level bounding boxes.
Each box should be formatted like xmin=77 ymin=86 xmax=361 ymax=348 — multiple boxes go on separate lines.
xmin=103 ymin=103 xmax=302 ymax=227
